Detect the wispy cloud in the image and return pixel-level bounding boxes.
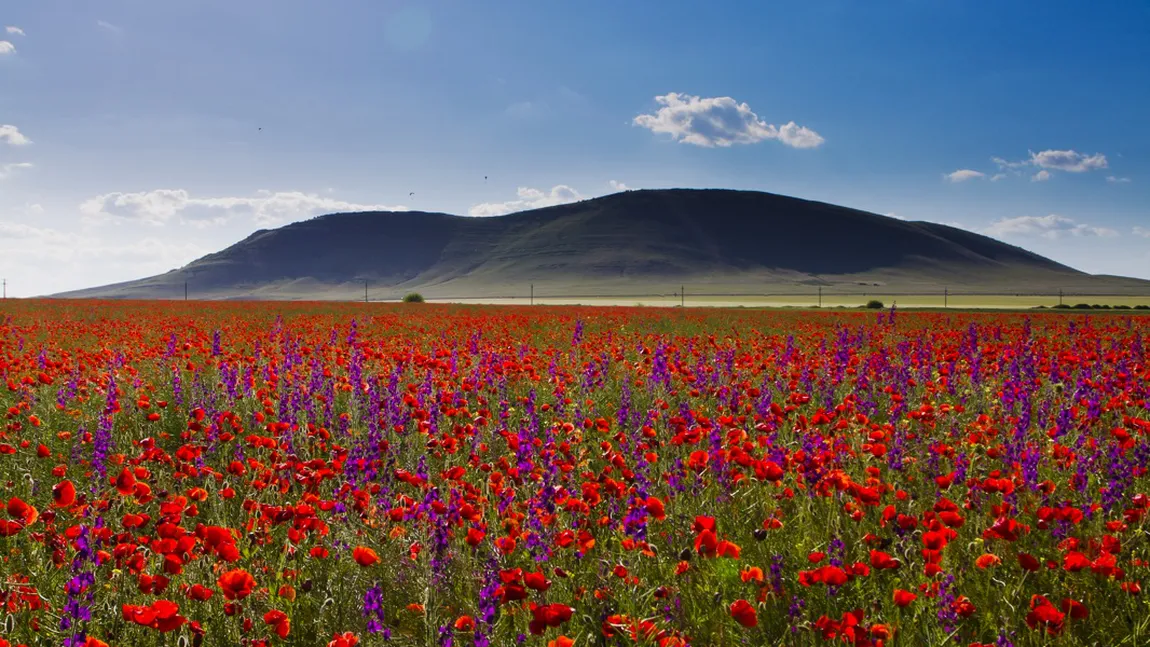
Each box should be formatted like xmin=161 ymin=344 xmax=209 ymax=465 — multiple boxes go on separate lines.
xmin=80 ymin=189 xmax=406 ymax=227
xmin=633 ymin=93 xmax=823 ymax=149
xmin=944 ymin=169 xmax=985 ymax=183
xmin=0 ymin=124 xmax=31 ymax=146
xmin=0 ymin=162 xmax=33 ymax=179
xmin=0 ymin=220 xmax=207 ymax=291
xmin=608 ymin=180 xmax=630 ymax=192
xmin=984 ymin=214 xmax=1117 ymax=240
xmin=468 ymin=185 xmax=583 ymax=217
xmin=5 ymin=26 xmax=23 ymax=36
xmin=96 ymin=20 xmax=123 ymax=34
xmin=0 ymin=41 xmax=14 ymax=55
xmin=974 ymin=149 xmax=1111 ymax=183
xmin=1106 ymin=176 xmax=1131 ymax=184
xmin=1028 ymin=149 xmax=1108 ymax=173
xmin=1134 ymin=226 xmax=1150 ymax=238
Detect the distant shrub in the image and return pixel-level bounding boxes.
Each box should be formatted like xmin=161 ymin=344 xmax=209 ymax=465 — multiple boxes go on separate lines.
xmin=866 ymin=300 xmax=884 ymax=309
xmin=1135 ymin=305 xmax=1150 ymax=310
xmin=402 ymin=292 xmax=425 ymax=303
xmin=1072 ymin=303 xmax=1092 ymax=310
xmin=1052 ymin=303 xmax=1071 ymax=309
xmin=1114 ymin=305 xmax=1131 ymax=310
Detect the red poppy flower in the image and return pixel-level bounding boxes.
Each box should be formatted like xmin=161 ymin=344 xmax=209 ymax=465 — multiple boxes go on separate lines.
xmin=975 ymin=553 xmax=1002 ymax=569
xmin=187 ymin=584 xmax=214 ymax=601
xmin=352 ymin=546 xmax=379 ymax=567
xmin=869 ymin=550 xmax=900 ymax=570
xmin=525 ymin=570 xmax=551 ymax=591
xmin=52 ymin=480 xmax=76 ymax=507
xmin=454 ymin=616 xmax=475 ymax=631
xmin=263 ymin=609 xmax=290 ymax=638
xmin=729 ymin=599 xmax=757 ymax=628
xmin=1018 ymin=552 xmax=1041 ymax=571
xmin=645 ymin=496 xmax=666 ymax=520
xmin=328 ymin=633 xmax=359 ymax=647
xmin=893 ymin=589 xmax=917 ymax=607
xmin=217 ymin=569 xmax=256 ymax=601
xmin=113 ymin=468 xmax=137 ymax=496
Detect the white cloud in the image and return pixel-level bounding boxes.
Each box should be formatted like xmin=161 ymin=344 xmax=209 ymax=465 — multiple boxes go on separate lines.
xmin=1133 ymin=226 xmax=1150 ymax=238
xmin=992 ymin=156 xmax=1026 ymax=171
xmin=945 ymin=169 xmax=985 ymax=183
xmin=80 ymin=189 xmax=407 ymax=227
xmin=0 ymin=41 xmax=14 ymax=55
xmin=990 ymin=150 xmax=1109 ymax=180
xmin=885 ymin=212 xmax=905 ymax=220
xmin=1107 ymin=176 xmax=1130 ymax=184
xmin=96 ymin=20 xmax=123 ymax=34
xmin=0 ymin=162 xmax=33 ymax=179
xmin=0 ymin=220 xmax=208 ymax=296
xmin=939 ymin=221 xmax=976 ymax=231
xmin=468 ymin=185 xmax=583 ymax=217
xmin=984 ymin=214 xmax=1117 ymax=240
xmin=990 ymin=173 xmax=1007 ymax=182
xmin=1029 ymin=149 xmax=1107 ymax=173
xmin=633 ymin=93 xmax=823 ymax=148
xmin=776 ymin=121 xmax=825 ymax=149
xmin=5 ymin=26 xmax=23 ymax=36
xmin=608 ymin=180 xmax=630 ymax=192
xmin=0 ymin=222 xmax=203 ymax=262
xmin=0 ymin=125 xmax=31 ymax=146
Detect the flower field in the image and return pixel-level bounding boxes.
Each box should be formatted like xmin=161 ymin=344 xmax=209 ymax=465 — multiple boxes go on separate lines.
xmin=0 ymin=300 xmax=1148 ymax=647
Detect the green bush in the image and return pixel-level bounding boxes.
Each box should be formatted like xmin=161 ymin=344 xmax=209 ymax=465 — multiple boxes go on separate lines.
xmin=402 ymin=292 xmax=425 ymax=303
xmin=865 ymin=300 xmax=884 ymax=309
xmin=1072 ymin=303 xmax=1092 ymax=310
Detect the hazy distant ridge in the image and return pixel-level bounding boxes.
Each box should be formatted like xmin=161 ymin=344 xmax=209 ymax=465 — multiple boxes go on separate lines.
xmin=54 ymin=189 xmax=1150 ymax=300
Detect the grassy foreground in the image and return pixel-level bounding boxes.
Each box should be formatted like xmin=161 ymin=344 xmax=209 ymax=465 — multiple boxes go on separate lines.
xmin=0 ymin=299 xmax=1148 ymax=646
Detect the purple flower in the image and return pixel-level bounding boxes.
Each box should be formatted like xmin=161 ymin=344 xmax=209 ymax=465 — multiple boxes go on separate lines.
xmin=363 ymin=583 xmax=390 ymax=637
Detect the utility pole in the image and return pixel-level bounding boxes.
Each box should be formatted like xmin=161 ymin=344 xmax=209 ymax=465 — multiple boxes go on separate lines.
xmin=364 ymin=279 xmax=368 ymax=304
xmin=818 ymin=286 xmax=822 ymax=308
xmin=681 ymin=285 xmax=685 ymax=308
xmin=530 ymin=283 xmax=534 ymax=306
xmin=944 ymin=287 xmax=948 ymax=308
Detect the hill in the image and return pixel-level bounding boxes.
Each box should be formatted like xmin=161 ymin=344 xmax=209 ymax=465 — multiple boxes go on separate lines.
xmin=53 ymin=189 xmax=1150 ymax=301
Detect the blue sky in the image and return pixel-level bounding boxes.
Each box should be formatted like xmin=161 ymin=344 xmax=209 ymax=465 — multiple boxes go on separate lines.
xmin=1 ymin=0 xmax=1148 ymax=295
